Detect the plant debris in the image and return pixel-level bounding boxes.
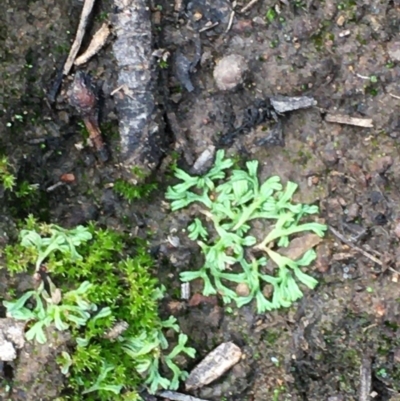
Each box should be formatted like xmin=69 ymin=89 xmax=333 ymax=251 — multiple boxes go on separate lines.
xmin=185 ymin=342 xmax=242 ymax=390
xmin=74 ymin=22 xmax=111 ymax=66
xmin=325 ymin=114 xmax=373 ymax=128
xmin=167 ymin=150 xmax=327 ymax=312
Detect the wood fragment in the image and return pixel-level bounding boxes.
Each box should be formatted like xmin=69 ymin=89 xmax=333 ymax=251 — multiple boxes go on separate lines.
xmin=75 ymin=23 xmax=110 ymax=66
xmin=328 ymin=226 xmax=382 ymax=266
xmin=270 ymin=95 xmax=317 ymax=113
xmin=112 ymin=0 xmax=165 ymax=175
xmin=225 ymin=10 xmax=235 ymax=32
xmin=46 ymin=182 xmax=65 ymax=192
xmin=389 ymin=93 xmax=400 ymax=100
xmin=63 ymin=0 xmax=96 ymax=75
xmin=185 ymin=342 xmax=242 ymax=390
xmin=240 ymin=0 xmax=261 ymax=13
xmin=359 ymin=356 xmax=371 ymax=401
xmin=191 ymin=146 xmax=216 ymax=174
xmin=158 ymin=390 xmax=209 ymax=401
xmin=325 ymin=114 xmax=373 ymax=128
xmin=199 ymin=22 xmax=219 ymax=33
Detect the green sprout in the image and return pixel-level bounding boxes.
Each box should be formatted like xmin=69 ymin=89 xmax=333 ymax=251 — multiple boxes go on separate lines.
xmin=4 ymin=280 xmax=108 ymax=344
xmin=0 ymin=156 xmax=16 ymax=190
xmin=166 ymin=150 xmax=327 ymax=313
xmin=19 ymin=224 xmax=92 ymax=271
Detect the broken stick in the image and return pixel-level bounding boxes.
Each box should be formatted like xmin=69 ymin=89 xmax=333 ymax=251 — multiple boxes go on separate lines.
xmin=75 ymin=22 xmax=110 ymax=66
xmin=325 ymin=114 xmax=373 ymax=128
xmin=63 ymin=0 xmax=97 ymax=75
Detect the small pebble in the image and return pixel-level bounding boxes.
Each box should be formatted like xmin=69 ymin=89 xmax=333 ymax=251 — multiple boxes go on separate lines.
xmin=60 ymin=173 xmax=75 ymax=183
xmin=213 ymin=54 xmax=248 ymax=91
xmin=236 ymin=282 xmax=250 ymax=297
xmin=336 ymin=15 xmax=345 ymax=26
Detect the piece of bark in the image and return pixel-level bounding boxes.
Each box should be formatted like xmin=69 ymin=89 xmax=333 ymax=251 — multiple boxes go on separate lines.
xmin=191 ymin=146 xmax=216 ymax=175
xmin=112 ymin=0 xmax=165 ymax=176
xmin=185 ymin=342 xmax=242 ymax=390
xmin=270 ymin=95 xmax=317 ymax=113
xmin=75 ymin=23 xmax=110 ymax=66
xmin=325 ymin=114 xmax=373 ymax=128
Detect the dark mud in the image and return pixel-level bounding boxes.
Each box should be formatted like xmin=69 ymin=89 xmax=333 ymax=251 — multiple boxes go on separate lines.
xmin=2 ymin=0 xmax=400 ymax=400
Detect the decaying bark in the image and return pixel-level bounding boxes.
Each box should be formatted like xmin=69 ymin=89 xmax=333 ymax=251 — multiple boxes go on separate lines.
xmin=112 ymin=0 xmax=165 ymax=177
xmin=185 ymin=342 xmax=242 ymax=390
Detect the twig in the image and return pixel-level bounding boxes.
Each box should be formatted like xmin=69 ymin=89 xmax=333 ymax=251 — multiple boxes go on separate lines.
xmin=328 ymin=225 xmax=382 ymax=266
xmin=330 ymin=226 xmax=400 ymax=275
xmin=240 ymin=0 xmax=261 ymax=13
xmin=225 ymin=10 xmax=235 ymax=32
xmin=74 ymin=23 xmax=110 ymax=66
xmin=157 ymin=391 xmax=209 ymax=401
xmin=359 ymin=356 xmax=371 ymax=401
xmin=356 ymin=73 xmax=370 ymax=80
xmin=46 ymin=182 xmax=65 ymax=192
xmin=389 ymin=93 xmax=400 ymax=100
xmin=199 ymin=22 xmax=219 ymax=33
xmin=63 ymin=0 xmax=96 ymax=75
xmin=325 ymin=114 xmax=373 ymax=128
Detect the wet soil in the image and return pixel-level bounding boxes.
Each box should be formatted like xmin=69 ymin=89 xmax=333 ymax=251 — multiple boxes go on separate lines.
xmin=2 ymin=0 xmax=400 ymax=400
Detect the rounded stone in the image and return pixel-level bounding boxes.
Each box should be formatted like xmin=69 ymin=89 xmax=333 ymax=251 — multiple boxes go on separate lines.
xmin=213 ymin=54 xmax=248 ymax=91
xmin=236 ymin=282 xmax=250 ymax=297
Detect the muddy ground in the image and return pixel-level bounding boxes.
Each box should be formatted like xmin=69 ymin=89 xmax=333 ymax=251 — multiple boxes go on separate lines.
xmin=2 ymin=0 xmax=400 ymax=400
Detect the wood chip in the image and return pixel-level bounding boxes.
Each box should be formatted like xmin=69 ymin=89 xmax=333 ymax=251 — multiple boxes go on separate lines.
xmin=325 ymin=114 xmax=373 ymax=128
xmin=270 ymin=95 xmax=317 ymax=113
xmin=75 ymin=23 xmax=110 ymax=66
xmin=185 ymin=342 xmax=242 ymax=390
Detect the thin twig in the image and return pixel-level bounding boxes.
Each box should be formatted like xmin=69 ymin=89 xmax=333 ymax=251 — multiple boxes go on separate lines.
xmin=359 ymin=356 xmax=371 ymax=401
xmin=240 ymin=0 xmax=261 ymax=13
xmin=158 ymin=391 xmax=209 ymax=401
xmin=389 ymin=93 xmax=400 ymax=100
xmin=325 ymin=114 xmax=373 ymax=128
xmin=199 ymin=22 xmax=219 ymax=33
xmin=328 ymin=225 xmax=382 ymax=265
xmin=63 ymin=0 xmax=96 ymax=75
xmin=46 ymin=182 xmax=65 ymax=192
xmin=225 ymin=10 xmax=235 ymax=32
xmin=330 ymin=226 xmax=400 ymax=275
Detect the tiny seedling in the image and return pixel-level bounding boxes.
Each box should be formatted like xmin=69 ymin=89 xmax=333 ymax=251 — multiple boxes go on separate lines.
xmin=19 ymin=223 xmax=92 ymax=271
xmin=0 ymin=156 xmax=16 ymax=190
xmin=166 ymin=150 xmax=327 ymax=313
xmin=4 ymin=280 xmax=108 ymax=344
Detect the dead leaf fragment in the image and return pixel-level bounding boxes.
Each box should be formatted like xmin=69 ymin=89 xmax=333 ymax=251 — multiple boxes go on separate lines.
xmin=280 ymin=233 xmax=323 ymax=260
xmin=185 ymin=342 xmax=242 ymax=390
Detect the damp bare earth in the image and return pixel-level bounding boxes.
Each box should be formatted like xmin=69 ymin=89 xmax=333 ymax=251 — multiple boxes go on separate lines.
xmin=2 ymin=0 xmax=400 ymax=400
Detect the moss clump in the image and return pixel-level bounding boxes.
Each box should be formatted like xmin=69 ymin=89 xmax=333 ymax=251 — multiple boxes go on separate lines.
xmin=2 ymin=217 xmax=195 ymax=400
